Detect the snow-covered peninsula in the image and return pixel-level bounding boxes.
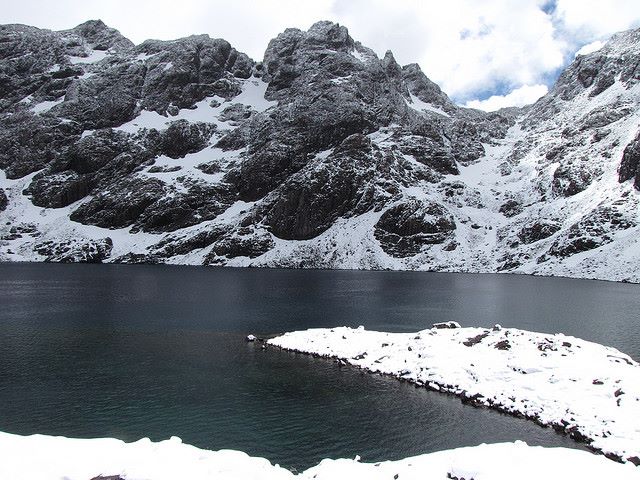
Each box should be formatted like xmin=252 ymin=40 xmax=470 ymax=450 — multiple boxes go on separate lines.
xmin=1 ymin=432 xmax=638 ymax=480
xmin=268 ymin=325 xmax=640 ymax=465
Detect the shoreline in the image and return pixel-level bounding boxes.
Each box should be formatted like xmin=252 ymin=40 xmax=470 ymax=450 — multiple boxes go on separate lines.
xmin=268 ymin=325 xmax=640 ymax=465
xmin=1 ymin=259 xmax=638 ymax=285
xmin=0 ymin=432 xmax=637 ymax=479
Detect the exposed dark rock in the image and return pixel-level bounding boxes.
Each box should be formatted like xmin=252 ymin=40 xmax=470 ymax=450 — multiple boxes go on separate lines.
xmin=64 ymin=19 xmax=134 ymax=52
xmin=151 ymin=227 xmax=226 ymax=258
xmin=263 ymin=134 xmax=384 ymax=240
xmin=0 ymin=188 xmax=7 ymax=211
xmin=156 ymin=120 xmax=216 ymax=159
xmin=433 ymin=321 xmax=461 ymax=329
xmin=69 ymin=177 xmax=166 ymax=229
xmin=517 ymin=221 xmax=561 ymax=244
xmin=205 ymin=230 xmax=274 ymax=262
xmin=0 ymin=113 xmax=83 ymax=178
xmin=375 ymin=199 xmax=456 ymax=257
xmin=401 ymin=63 xmax=453 ymax=113
xmin=196 ymin=161 xmax=221 ymax=174
xmin=56 ymin=61 xmax=146 ymax=129
xmin=552 ymin=162 xmax=600 ymax=197
xmin=395 ymin=133 xmax=459 ymax=175
xmin=147 ymin=165 xmax=182 ymax=173
xmin=619 ymin=131 xmax=640 ymax=189
xmin=25 ymin=170 xmax=92 ymax=208
xmin=133 ymin=181 xmax=235 ymax=233
xmin=1 ymin=19 xmax=639 ymax=281
xmin=64 ymin=129 xmax=136 ymax=173
xmin=136 ymin=35 xmax=253 ymax=114
xmin=464 ymin=331 xmax=490 ymax=347
xmin=34 ymin=237 xmax=112 ymax=263
xmin=499 ymin=199 xmax=523 ymax=218
xmin=219 ymin=103 xmax=255 ymax=125
xmin=547 ymin=205 xmax=635 ymax=258
xmin=111 ymin=252 xmax=161 ymax=264
xmin=580 ymin=106 xmax=632 ymax=131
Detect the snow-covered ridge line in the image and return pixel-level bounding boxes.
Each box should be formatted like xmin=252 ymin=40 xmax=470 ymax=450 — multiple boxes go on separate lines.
xmin=268 ymin=325 xmax=640 ymax=465
xmin=1 ymin=432 xmax=637 ymax=480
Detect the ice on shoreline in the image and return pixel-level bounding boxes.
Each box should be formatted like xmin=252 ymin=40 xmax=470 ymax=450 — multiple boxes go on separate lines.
xmin=269 ymin=325 xmax=640 ymax=464
xmin=0 ymin=432 xmax=637 ymax=479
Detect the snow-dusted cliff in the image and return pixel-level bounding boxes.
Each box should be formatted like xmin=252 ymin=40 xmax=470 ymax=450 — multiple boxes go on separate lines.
xmin=1 ymin=21 xmax=639 ymax=281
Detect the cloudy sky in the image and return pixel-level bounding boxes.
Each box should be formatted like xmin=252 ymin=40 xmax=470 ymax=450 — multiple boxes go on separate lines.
xmin=2 ymin=0 xmax=640 ymax=110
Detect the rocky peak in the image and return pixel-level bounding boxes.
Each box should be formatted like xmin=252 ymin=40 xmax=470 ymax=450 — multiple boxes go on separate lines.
xmin=401 ymin=62 xmax=454 ymax=111
xmin=382 ymin=50 xmax=402 ymax=78
xmin=527 ymin=27 xmax=640 ymax=125
xmin=305 ymin=20 xmax=354 ymax=51
xmin=64 ymin=19 xmax=134 ymax=52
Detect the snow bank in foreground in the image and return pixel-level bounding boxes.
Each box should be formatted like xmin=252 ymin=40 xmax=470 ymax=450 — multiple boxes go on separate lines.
xmin=0 ymin=432 xmax=637 ymax=480
xmin=269 ymin=326 xmax=640 ymax=464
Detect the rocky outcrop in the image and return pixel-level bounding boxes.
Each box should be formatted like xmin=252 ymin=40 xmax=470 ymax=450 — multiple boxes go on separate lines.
xmin=69 ymin=177 xmax=167 ymax=229
xmin=517 ymin=221 xmax=561 ymax=245
xmin=263 ymin=134 xmax=387 ymax=240
xmin=0 ymin=188 xmax=7 ymax=211
xmin=619 ymin=131 xmax=640 ymax=189
xmin=34 ymin=237 xmax=113 ymax=263
xmin=374 ymin=199 xmax=456 ymax=257
xmin=136 ymin=35 xmax=253 ymax=114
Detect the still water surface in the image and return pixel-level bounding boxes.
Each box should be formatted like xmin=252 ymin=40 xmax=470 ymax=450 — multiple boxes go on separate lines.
xmin=0 ymin=263 xmax=638 ymax=469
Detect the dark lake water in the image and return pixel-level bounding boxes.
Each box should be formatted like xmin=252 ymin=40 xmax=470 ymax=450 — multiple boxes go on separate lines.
xmin=0 ymin=263 xmax=638 ymax=470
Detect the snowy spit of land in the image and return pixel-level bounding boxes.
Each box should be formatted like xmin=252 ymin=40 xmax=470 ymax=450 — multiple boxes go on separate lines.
xmin=1 ymin=432 xmax=638 ymax=480
xmin=268 ymin=324 xmax=640 ymax=465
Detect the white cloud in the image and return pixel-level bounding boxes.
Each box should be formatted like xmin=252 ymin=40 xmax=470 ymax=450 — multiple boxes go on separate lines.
xmin=1 ymin=0 xmax=640 ymax=108
xmin=334 ymin=0 xmax=564 ymax=102
xmin=465 ymin=84 xmax=549 ymax=111
xmin=554 ymin=0 xmax=640 ymax=41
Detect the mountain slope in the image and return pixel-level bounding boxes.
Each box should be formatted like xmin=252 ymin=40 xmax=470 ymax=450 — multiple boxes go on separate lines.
xmin=0 ymin=20 xmax=638 ymax=282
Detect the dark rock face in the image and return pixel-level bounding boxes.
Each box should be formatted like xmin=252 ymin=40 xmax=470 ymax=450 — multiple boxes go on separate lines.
xmin=374 ymin=199 xmax=456 ymax=257
xmin=26 ymin=170 xmax=92 ymax=208
xmin=552 ymin=162 xmax=600 ymax=197
xmin=547 ymin=205 xmax=635 ymax=258
xmin=134 ymin=181 xmax=236 ymax=233
xmin=526 ymin=28 xmax=640 ymax=127
xmin=69 ymin=177 xmax=166 ymax=229
xmin=619 ymin=131 xmax=640 ymax=189
xmin=0 ymin=113 xmax=83 ymax=179
xmin=136 ymin=35 xmax=253 ymax=114
xmin=263 ymin=134 xmax=384 ymax=240
xmin=219 ymin=103 xmax=254 ymax=125
xmin=518 ymin=221 xmax=561 ymax=244
xmin=0 ymin=188 xmax=7 ymax=211
xmin=222 ymin=21 xmax=418 ymax=202
xmin=64 ymin=129 xmax=135 ymax=174
xmin=207 ymin=230 xmax=275 ymax=262
xmin=57 ymin=61 xmax=145 ymax=129
xmin=65 ymin=20 xmax=134 ymax=52
xmin=499 ymin=200 xmax=523 ymax=218
xmin=156 ymin=120 xmax=216 ymax=159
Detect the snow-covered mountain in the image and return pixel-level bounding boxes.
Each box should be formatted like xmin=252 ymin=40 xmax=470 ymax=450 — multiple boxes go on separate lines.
xmin=0 ymin=20 xmax=638 ymax=282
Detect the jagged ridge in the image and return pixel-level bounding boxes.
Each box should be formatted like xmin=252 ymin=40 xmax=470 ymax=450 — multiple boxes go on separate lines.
xmin=0 ymin=20 xmax=638 ymax=282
